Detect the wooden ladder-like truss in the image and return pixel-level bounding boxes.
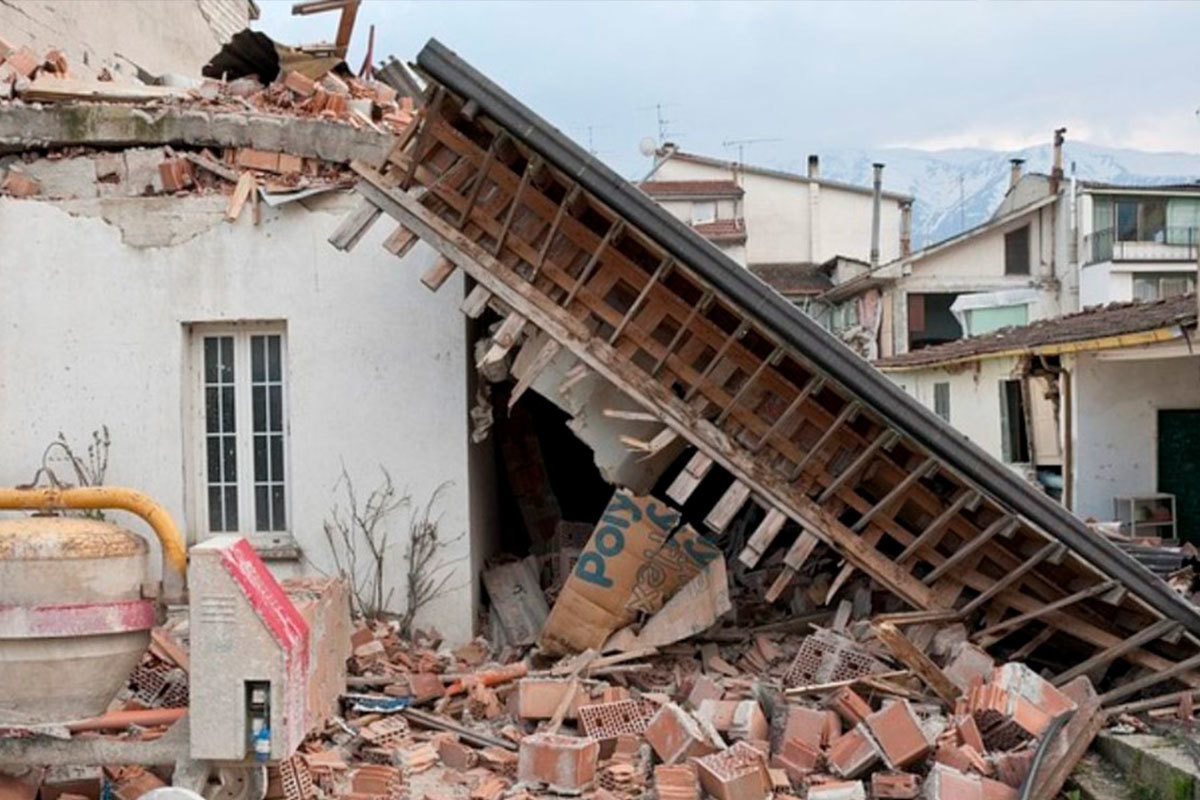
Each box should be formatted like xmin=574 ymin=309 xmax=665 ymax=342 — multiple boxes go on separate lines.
xmin=333 ymin=83 xmax=1200 ymax=708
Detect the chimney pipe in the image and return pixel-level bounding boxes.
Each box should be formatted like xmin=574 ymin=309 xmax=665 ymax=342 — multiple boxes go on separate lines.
xmin=870 ymin=163 xmax=884 ymax=268
xmin=900 ymin=201 xmax=913 ymax=258
xmin=1009 ymin=158 xmax=1025 ymax=190
xmin=807 ymin=154 xmax=820 ymax=180
xmin=1050 ymin=128 xmax=1066 ymax=194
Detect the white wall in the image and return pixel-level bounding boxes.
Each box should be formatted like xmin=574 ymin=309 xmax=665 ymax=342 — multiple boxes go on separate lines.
xmin=885 ymin=357 xmax=1023 ymax=459
xmin=0 ymin=0 xmax=251 ymax=80
xmin=0 ymin=193 xmax=483 ymax=642
xmin=653 ymin=158 xmax=905 ymax=266
xmin=1070 ymin=351 xmax=1200 ymax=522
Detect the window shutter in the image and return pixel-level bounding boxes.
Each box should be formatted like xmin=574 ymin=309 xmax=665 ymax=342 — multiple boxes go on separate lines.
xmin=907 ymin=293 xmax=926 ymax=333
xmin=1004 ymin=226 xmax=1030 ymax=275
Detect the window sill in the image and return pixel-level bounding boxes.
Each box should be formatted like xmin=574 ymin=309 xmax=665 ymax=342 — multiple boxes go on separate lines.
xmin=249 ymin=536 xmax=303 ymax=562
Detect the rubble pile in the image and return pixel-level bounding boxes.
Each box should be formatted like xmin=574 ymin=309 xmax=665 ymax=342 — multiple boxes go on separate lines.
xmin=0 ymin=36 xmax=412 ymax=215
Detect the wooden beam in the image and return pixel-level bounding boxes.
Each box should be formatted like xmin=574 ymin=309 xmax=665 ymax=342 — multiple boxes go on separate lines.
xmin=974 ymin=580 xmax=1119 ymax=642
xmin=493 ymin=157 xmax=535 ymax=256
xmin=1053 ymin=618 xmax=1181 ymax=687
xmin=564 ymin=221 xmax=624 ymax=307
xmin=461 ymin=284 xmax=491 ymax=318
xmin=739 ymin=507 xmax=787 ymax=568
xmin=705 ymin=481 xmax=752 ymax=532
xmin=852 ymin=456 xmax=937 ymax=533
xmin=958 ymin=540 xmax=1063 ymax=616
xmin=788 ymin=400 xmax=861 ymax=480
xmin=509 ymin=338 xmax=561 ymax=410
xmin=1101 ymin=649 xmax=1200 ymax=705
xmin=328 ymin=197 xmax=382 ymax=251
xmin=816 ymin=429 xmax=897 ymax=503
xmin=716 ymin=346 xmax=783 ymax=426
xmin=609 ymin=257 xmax=672 ymax=345
xmin=873 ymin=621 xmax=961 ymax=705
xmin=420 ymin=256 xmax=457 ymax=292
xmin=751 ymin=376 xmax=824 ymax=454
xmin=652 ymin=291 xmax=713 ymax=376
xmin=921 ymin=515 xmax=1018 ymax=586
xmin=667 ymin=451 xmax=714 ymax=505
xmin=683 ymin=321 xmax=749 ymax=403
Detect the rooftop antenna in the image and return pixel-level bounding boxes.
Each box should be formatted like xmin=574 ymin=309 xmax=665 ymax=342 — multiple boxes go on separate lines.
xmin=720 ymin=137 xmax=783 ymax=168
xmin=639 ymin=103 xmax=676 ymax=146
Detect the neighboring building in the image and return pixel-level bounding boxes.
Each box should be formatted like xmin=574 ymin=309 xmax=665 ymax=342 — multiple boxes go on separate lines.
xmin=824 ymin=134 xmax=1200 ymax=360
xmin=640 ymin=147 xmax=913 ymax=304
xmin=874 ymin=294 xmax=1200 ymax=542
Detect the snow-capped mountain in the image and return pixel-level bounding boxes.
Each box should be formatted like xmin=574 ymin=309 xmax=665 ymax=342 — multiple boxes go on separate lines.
xmin=769 ymin=142 xmax=1200 ymax=249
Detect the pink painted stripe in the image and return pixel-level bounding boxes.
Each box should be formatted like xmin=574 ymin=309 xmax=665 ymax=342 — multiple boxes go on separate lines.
xmin=0 ymin=600 xmax=156 ymax=638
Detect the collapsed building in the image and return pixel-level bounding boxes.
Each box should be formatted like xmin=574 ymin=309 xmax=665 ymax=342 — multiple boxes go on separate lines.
xmin=3 ymin=9 xmax=1200 ymax=800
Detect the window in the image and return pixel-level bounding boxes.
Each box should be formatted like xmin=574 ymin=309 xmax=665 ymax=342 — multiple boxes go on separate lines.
xmin=1133 ymin=271 xmax=1196 ymax=301
xmin=998 ymin=379 xmax=1030 ymax=463
xmin=933 ymin=382 xmax=950 ymax=423
xmin=691 ymin=201 xmax=717 ymax=225
xmin=907 ymin=293 xmax=963 ymax=350
xmin=191 ymin=324 xmax=290 ymax=538
xmin=1115 ymin=199 xmax=1167 ymax=242
xmin=1004 ymin=225 xmax=1030 ymax=275
xmin=964 ymin=304 xmax=1028 ymax=337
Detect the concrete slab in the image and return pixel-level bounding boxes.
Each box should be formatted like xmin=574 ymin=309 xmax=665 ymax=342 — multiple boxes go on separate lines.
xmin=1069 ymin=753 xmax=1138 ymax=800
xmin=1093 ymin=731 xmax=1200 ymax=800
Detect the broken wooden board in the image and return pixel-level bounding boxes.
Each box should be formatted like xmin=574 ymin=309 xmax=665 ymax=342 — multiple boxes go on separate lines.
xmin=481 ymin=557 xmax=549 ymax=647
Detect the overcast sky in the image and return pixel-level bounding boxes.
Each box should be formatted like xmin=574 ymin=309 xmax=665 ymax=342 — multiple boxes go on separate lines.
xmin=256 ymin=0 xmax=1200 ymax=176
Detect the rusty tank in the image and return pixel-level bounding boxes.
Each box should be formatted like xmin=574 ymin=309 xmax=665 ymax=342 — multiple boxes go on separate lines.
xmin=0 ymin=515 xmax=155 ymax=723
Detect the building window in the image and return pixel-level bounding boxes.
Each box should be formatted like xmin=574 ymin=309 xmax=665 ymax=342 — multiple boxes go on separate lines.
xmin=1004 ymin=225 xmax=1030 ymax=275
xmin=933 ymin=382 xmax=950 ymax=423
xmin=907 ymin=292 xmax=963 ymax=350
xmin=191 ymin=324 xmax=289 ymax=538
xmin=691 ymin=201 xmax=717 ymax=225
xmin=1116 ymin=198 xmax=1167 ymax=243
xmin=998 ymin=379 xmax=1030 ymax=463
xmin=1133 ymin=271 xmax=1196 ymax=301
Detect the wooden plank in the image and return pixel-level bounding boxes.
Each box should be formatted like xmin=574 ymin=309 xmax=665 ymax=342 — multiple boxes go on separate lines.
xmin=328 ymin=196 xmax=383 ymax=251
xmin=852 ymin=456 xmax=937 ymax=532
xmin=481 ymin=557 xmax=550 ymax=646
xmin=1100 ymin=649 xmax=1200 ymax=705
xmin=816 ymin=429 xmax=896 ymax=503
xmin=974 ymin=580 xmax=1119 ymax=642
xmin=382 ymin=224 xmax=420 ymax=257
xmin=493 ymin=157 xmax=535 ymax=256
xmin=509 ymin=338 xmax=560 ymax=410
xmin=420 ymin=256 xmax=457 ymax=292
xmin=716 ymin=346 xmax=783 ymax=426
xmin=751 ymin=377 xmax=824 ymax=454
xmin=683 ymin=321 xmax=748 ymax=403
xmin=704 ymin=481 xmax=752 ymax=532
xmin=873 ymin=621 xmax=961 ymax=705
xmin=921 ymin=515 xmax=1018 ymax=585
xmin=739 ymin=507 xmax=787 ymax=568
xmin=958 ymin=540 xmax=1063 ymax=616
xmin=225 ymin=172 xmax=256 ymax=222
xmin=460 ymin=284 xmax=492 ymax=318
xmin=667 ymin=452 xmax=714 ymax=504
xmin=20 ymin=75 xmax=188 ymax=103
xmin=565 ymin=221 xmax=623 ymax=307
xmin=609 ymin=257 xmax=671 ymax=345
xmin=1053 ymin=618 xmax=1181 ymax=687
xmin=765 ymin=531 xmax=821 ymax=602
xmin=897 ymin=490 xmax=978 ymax=564
xmin=478 ymin=312 xmax=526 ymax=367
xmin=651 ymin=291 xmax=712 ymax=376
xmin=788 ymin=400 xmax=861 ymax=480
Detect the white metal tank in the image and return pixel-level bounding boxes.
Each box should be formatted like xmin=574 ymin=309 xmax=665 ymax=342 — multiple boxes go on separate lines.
xmin=0 ymin=516 xmax=155 ymax=723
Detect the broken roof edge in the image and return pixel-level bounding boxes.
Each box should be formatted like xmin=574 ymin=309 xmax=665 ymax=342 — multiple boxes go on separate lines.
xmin=415 ymin=37 xmax=1200 ymax=637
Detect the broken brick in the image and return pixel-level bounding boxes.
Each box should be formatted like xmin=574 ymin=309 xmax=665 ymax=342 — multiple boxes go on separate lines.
xmin=278 ymin=153 xmax=304 ymax=174
xmin=692 ymin=741 xmax=770 ymax=800
xmin=782 ymin=705 xmax=827 ymax=750
xmin=773 ymin=736 xmax=821 ymax=781
xmin=1 ymin=170 xmax=40 ymax=197
xmin=283 ymin=71 xmax=317 ymax=96
xmin=806 ymin=780 xmax=866 ymax=800
xmin=923 ymin=764 xmax=982 ymax=800
xmin=685 ymin=674 xmax=724 ymax=709
xmin=157 ymin=159 xmax=194 ymax=193
xmin=870 ymin=771 xmax=919 ymax=799
xmin=829 ymin=686 xmax=872 ymax=726
xmin=236 ymin=148 xmax=282 ymax=173
xmin=644 ymin=702 xmax=722 ymax=765
xmin=437 ymin=738 xmax=478 ymax=770
xmin=826 ymin=724 xmax=881 ymax=779
xmin=408 ymin=672 xmax=445 ymax=702
xmin=864 ymin=700 xmax=932 ymax=769
xmin=517 ymin=732 xmax=599 ymax=791
xmin=3 ymin=46 xmax=38 ymax=78
xmin=654 ymin=764 xmax=700 ymax=800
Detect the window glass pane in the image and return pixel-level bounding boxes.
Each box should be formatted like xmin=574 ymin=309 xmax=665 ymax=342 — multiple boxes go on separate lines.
xmin=208 ymin=486 xmax=223 ymax=531
xmin=251 ymin=335 xmax=265 ymax=383
xmin=253 ymin=386 xmax=266 ymax=432
xmin=221 ymin=386 xmax=236 ymax=433
xmin=222 ymin=435 xmax=237 ymax=482
xmin=270 ymin=436 xmax=284 ymax=482
xmin=204 ymin=338 xmax=219 ymax=384
xmin=254 ymin=435 xmax=268 ymax=481
xmin=206 ymin=437 xmax=221 ymax=483
xmin=255 ymin=485 xmax=269 ymax=531
xmin=272 ymin=486 xmax=286 ymax=531
xmin=224 ymin=486 xmax=238 ymax=531
xmin=1116 ymin=201 xmax=1138 ymax=241
xmin=1143 ymin=200 xmax=1166 ymax=242
xmin=205 ymin=387 xmax=219 ymax=433
xmin=269 ymin=386 xmax=282 ymax=432
xmin=934 ymin=382 xmax=950 ymax=422
xmin=219 ymin=337 xmax=234 ymax=381
xmin=268 ymin=336 xmax=281 ymax=381
xmin=1004 ymin=226 xmax=1030 ymax=275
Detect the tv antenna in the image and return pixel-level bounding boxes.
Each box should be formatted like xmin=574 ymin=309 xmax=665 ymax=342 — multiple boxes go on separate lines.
xmin=721 ymin=137 xmax=783 ymax=168
xmin=639 ymin=103 xmax=676 ymax=145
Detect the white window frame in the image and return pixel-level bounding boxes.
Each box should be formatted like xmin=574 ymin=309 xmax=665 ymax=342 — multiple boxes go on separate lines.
xmin=185 ymin=321 xmax=295 ymax=551
xmin=691 ymin=200 xmax=717 ymax=225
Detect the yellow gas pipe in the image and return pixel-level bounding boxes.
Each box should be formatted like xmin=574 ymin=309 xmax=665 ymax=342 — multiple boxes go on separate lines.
xmin=0 ymin=486 xmax=188 ymax=583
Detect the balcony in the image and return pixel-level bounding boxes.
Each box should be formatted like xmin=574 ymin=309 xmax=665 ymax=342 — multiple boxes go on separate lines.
xmin=1085 ymin=226 xmax=1200 ymax=264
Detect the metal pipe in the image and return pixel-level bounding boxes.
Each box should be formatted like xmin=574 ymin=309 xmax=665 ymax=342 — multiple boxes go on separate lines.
xmin=0 ymin=486 xmax=187 ymax=584
xmin=1018 ymin=708 xmax=1075 ymax=800
xmin=870 ymin=163 xmax=884 ymax=268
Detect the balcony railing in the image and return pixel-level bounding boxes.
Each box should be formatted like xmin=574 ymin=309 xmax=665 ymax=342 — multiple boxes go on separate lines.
xmin=1085 ymin=226 xmax=1200 ymax=264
